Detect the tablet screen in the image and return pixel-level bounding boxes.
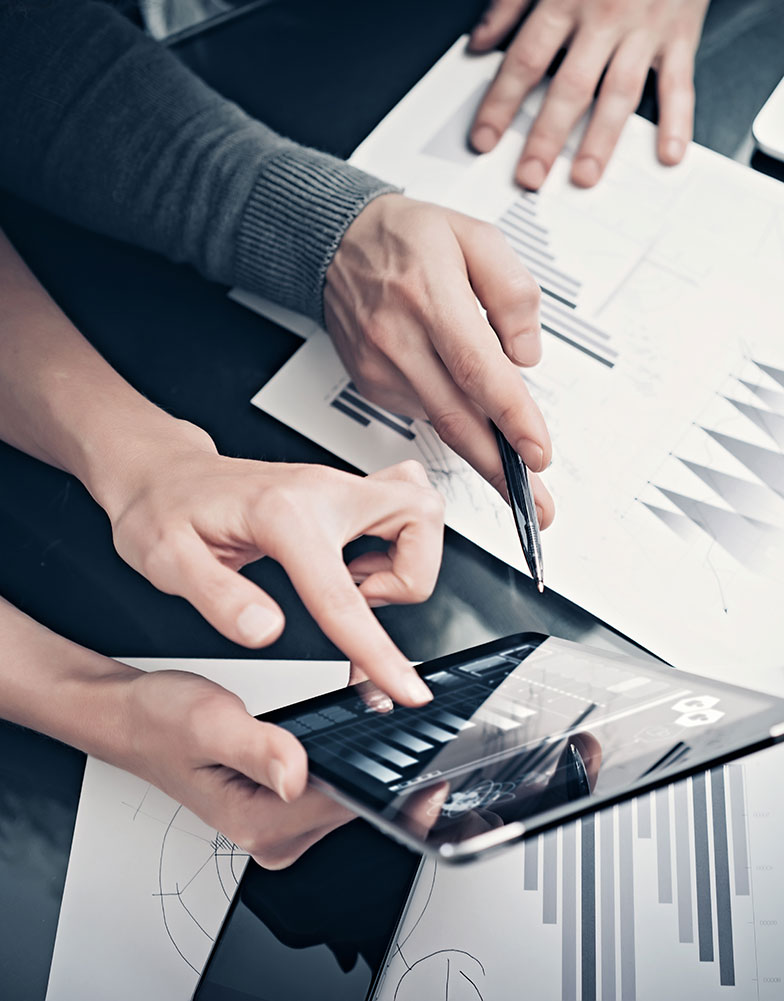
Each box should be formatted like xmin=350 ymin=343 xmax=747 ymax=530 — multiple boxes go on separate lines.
xmin=264 ymin=635 xmax=784 ymax=858
xmin=194 ymin=820 xmax=420 ymax=1001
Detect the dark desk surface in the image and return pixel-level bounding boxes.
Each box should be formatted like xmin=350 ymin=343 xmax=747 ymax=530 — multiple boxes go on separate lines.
xmin=0 ymin=0 xmax=782 ymax=996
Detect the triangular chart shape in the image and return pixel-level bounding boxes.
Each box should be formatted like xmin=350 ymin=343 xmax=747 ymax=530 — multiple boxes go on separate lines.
xmin=725 ymin=398 xmax=784 ymax=450
xmin=658 ymin=487 xmax=783 ymax=573
xmin=678 ymin=458 xmax=784 ymax=522
xmin=754 ymin=361 xmax=784 ymax=390
xmin=642 ymin=502 xmax=698 ymax=540
xmin=739 ymin=380 xmax=784 ymax=414
xmin=704 ymin=429 xmax=784 ymax=497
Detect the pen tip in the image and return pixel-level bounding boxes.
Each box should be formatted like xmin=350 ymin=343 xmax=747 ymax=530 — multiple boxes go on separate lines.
xmin=537 ymin=581 xmax=545 ymax=594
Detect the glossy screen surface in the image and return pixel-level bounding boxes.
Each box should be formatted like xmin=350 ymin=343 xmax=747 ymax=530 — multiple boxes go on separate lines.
xmin=194 ymin=820 xmax=419 ymax=1001
xmin=267 ymin=636 xmax=783 ymax=852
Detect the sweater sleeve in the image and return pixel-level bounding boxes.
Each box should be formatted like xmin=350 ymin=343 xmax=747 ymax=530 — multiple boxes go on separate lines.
xmin=0 ymin=0 xmax=395 ymax=322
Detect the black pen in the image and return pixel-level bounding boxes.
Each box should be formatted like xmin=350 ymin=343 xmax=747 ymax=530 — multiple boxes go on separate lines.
xmin=492 ymin=423 xmax=544 ymax=593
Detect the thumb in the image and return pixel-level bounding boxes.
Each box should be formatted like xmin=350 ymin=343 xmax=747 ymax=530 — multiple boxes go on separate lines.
xmin=453 ymin=214 xmax=543 ymax=369
xmin=142 ymin=528 xmax=285 ymax=647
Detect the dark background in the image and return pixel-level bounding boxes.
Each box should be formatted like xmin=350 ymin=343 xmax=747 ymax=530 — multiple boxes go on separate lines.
xmin=0 ymin=0 xmax=782 ymax=996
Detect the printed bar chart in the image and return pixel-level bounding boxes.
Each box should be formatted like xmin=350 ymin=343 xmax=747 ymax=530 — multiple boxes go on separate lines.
xmin=496 ymin=195 xmax=618 ymax=369
xmin=517 ymin=764 xmax=749 ymax=1000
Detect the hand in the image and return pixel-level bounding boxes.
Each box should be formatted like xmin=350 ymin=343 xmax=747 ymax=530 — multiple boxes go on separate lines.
xmin=122 ymin=670 xmax=448 ymax=868
xmin=121 ymin=668 xmax=355 ymax=869
xmin=324 ymin=193 xmax=555 ymax=527
xmin=469 ymin=0 xmax=710 ymax=188
xmin=104 ymin=434 xmax=444 ymax=707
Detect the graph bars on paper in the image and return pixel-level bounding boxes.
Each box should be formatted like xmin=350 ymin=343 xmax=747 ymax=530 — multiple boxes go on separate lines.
xmin=330 ymin=382 xmax=416 ymax=440
xmin=522 ymin=765 xmax=749 ymax=1001
xmin=496 ymin=194 xmax=618 ymax=369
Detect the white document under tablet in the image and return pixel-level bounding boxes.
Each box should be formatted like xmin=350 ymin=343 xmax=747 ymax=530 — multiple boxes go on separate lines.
xmin=248 ymin=37 xmax=784 ymax=693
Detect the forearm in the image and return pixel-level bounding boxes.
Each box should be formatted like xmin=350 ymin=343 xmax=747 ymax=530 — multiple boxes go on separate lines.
xmin=0 ymin=229 xmax=214 ymax=517
xmin=0 ymin=595 xmax=139 ymax=762
xmin=0 ymin=0 xmax=393 ymax=322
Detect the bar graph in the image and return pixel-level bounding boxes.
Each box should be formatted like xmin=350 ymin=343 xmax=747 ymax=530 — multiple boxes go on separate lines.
xmin=496 ymin=194 xmax=619 ymax=369
xmin=516 ymin=764 xmax=750 ymax=1000
xmin=330 ymin=382 xmax=415 ymax=440
xmin=380 ymin=748 xmax=784 ymax=1001
xmin=418 ymin=80 xmax=618 ymax=370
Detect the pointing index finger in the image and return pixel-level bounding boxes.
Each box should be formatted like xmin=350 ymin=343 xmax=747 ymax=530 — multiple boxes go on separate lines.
xmin=276 ymin=532 xmax=433 ymax=707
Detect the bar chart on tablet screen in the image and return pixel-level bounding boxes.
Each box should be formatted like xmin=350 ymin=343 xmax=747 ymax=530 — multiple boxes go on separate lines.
xmin=378 ymin=750 xmax=784 ymax=1001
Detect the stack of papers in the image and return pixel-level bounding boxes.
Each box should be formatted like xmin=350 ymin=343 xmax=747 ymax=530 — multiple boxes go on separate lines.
xmin=248 ymin=37 xmax=784 ymax=693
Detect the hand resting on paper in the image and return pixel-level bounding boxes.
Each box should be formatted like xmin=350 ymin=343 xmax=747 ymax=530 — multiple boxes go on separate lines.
xmin=468 ymin=0 xmax=710 ymax=189
xmin=325 ymin=193 xmax=555 ymax=527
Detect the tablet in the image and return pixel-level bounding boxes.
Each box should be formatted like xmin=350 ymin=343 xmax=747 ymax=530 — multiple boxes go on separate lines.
xmin=193 ymin=819 xmax=421 ymax=1001
xmin=753 ymin=76 xmax=784 ymax=161
xmin=262 ymin=633 xmax=784 ymax=862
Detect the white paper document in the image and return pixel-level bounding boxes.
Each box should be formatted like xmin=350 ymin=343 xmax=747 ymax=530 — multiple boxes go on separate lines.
xmin=45 ymin=658 xmax=348 ymax=1001
xmin=375 ymin=748 xmax=784 ymax=1001
xmin=249 ymin=38 xmax=784 ymax=690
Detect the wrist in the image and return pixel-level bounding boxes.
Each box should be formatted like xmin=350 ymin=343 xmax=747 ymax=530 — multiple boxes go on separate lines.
xmin=80 ymin=414 xmax=217 ymax=525
xmin=0 ymin=598 xmax=141 ymax=764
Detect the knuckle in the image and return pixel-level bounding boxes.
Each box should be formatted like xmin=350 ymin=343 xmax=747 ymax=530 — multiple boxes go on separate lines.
xmin=408 ymin=576 xmax=438 ymax=604
xmin=184 ymin=690 xmax=236 ymax=752
xmin=472 ymin=217 xmax=503 ymax=245
xmin=593 ymin=0 xmax=623 ymax=24
xmin=393 ymin=458 xmax=430 ymax=487
xmin=450 ymin=345 xmax=490 ymax=395
xmin=255 ymin=483 xmax=299 ymax=524
xmin=606 ymin=65 xmax=645 ymax=102
xmin=505 ymin=265 xmax=541 ymax=304
xmin=431 ymin=408 xmax=473 ymax=450
xmin=415 ymin=485 xmax=446 ymax=524
xmin=139 ymin=525 xmax=188 ymax=583
xmin=494 ymin=396 xmax=527 ymax=433
xmin=506 ymin=42 xmax=548 ymax=80
xmin=557 ymin=66 xmax=597 ymax=102
xmin=320 ymin=578 xmax=362 ymax=620
xmin=660 ymin=65 xmax=694 ymax=97
xmin=363 ymin=315 xmax=392 ymax=351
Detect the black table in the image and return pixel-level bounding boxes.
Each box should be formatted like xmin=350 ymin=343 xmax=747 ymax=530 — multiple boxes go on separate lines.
xmin=0 ymin=1 xmax=782 ymax=996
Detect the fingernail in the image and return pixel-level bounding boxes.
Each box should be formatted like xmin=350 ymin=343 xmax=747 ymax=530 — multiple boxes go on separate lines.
xmin=237 ymin=604 xmax=280 ymax=645
xmin=517 ymin=438 xmax=545 ymax=472
xmin=367 ymin=692 xmax=394 ymax=714
xmin=429 ymin=785 xmax=450 ymax=810
xmin=405 ymin=675 xmax=433 ymax=705
xmin=471 ymin=124 xmax=498 ymax=153
xmin=663 ymin=138 xmax=684 ymax=163
xmin=351 ymin=571 xmax=370 ymax=585
xmin=367 ymin=598 xmax=389 ymax=609
xmin=574 ymin=156 xmax=600 ymax=187
xmin=268 ymin=759 xmax=290 ymax=802
xmin=511 ymin=330 xmax=541 ymax=365
xmin=517 ymin=158 xmax=546 ymax=190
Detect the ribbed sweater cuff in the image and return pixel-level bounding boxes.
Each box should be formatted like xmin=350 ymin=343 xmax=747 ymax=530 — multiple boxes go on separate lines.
xmin=234 ymin=146 xmax=397 ymax=325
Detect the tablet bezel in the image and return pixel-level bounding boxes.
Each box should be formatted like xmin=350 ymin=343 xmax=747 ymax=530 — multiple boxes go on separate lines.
xmin=261 ymin=633 xmax=784 ymax=864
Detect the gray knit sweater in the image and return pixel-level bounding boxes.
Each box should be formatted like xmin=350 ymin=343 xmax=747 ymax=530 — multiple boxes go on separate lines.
xmin=0 ymin=0 xmax=393 ymax=322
